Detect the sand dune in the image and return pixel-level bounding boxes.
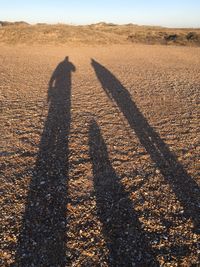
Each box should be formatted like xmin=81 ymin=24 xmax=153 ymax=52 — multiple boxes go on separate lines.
xmin=0 ymin=23 xmax=200 ymax=46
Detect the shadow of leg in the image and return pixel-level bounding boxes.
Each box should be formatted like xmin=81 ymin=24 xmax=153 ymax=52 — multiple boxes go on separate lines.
xmin=89 ymin=119 xmax=158 ymax=266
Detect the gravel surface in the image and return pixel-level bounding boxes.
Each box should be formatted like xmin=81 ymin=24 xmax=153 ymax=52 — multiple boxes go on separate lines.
xmin=1 ymin=44 xmax=200 ymax=266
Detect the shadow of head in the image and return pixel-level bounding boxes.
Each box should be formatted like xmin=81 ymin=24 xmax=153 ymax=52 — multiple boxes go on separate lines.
xmin=47 ymin=56 xmax=76 ymax=102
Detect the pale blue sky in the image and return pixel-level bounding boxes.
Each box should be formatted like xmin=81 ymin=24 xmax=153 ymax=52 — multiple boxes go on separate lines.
xmin=0 ymin=0 xmax=200 ymax=28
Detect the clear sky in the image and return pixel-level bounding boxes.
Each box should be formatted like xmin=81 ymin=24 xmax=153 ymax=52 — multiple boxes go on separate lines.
xmin=0 ymin=0 xmax=200 ymax=28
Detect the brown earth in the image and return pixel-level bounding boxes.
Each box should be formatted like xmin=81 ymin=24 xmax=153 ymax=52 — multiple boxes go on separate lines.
xmin=0 ymin=44 xmax=200 ymax=266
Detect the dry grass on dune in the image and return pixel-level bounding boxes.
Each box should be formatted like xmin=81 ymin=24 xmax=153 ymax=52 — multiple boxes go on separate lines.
xmin=0 ymin=22 xmax=200 ymax=46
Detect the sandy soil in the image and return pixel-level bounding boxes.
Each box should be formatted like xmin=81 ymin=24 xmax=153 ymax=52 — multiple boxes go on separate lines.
xmin=0 ymin=44 xmax=200 ymax=266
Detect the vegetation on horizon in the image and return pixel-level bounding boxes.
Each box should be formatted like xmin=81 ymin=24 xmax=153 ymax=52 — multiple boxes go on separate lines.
xmin=0 ymin=21 xmax=200 ymax=46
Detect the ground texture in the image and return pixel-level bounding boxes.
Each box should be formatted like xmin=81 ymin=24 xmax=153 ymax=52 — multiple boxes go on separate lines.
xmin=0 ymin=44 xmax=200 ymax=266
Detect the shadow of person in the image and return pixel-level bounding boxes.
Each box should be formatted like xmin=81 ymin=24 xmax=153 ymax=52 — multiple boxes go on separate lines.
xmin=15 ymin=57 xmax=75 ymax=266
xmin=89 ymin=119 xmax=158 ymax=266
xmin=91 ymin=59 xmax=200 ymax=234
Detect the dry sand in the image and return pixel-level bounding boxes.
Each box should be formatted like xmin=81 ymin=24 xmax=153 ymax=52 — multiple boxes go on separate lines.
xmin=1 ymin=44 xmax=200 ymax=266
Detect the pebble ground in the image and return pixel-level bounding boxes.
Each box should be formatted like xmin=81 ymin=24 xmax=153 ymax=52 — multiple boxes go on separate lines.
xmin=1 ymin=44 xmax=200 ymax=266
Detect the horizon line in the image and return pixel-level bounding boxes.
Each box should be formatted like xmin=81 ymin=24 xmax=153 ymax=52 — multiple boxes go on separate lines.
xmin=1 ymin=20 xmax=200 ymax=29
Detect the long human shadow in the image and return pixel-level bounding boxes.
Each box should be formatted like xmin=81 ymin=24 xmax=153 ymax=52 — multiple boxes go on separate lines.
xmin=89 ymin=119 xmax=158 ymax=266
xmin=91 ymin=59 xmax=200 ymax=233
xmin=15 ymin=57 xmax=75 ymax=266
